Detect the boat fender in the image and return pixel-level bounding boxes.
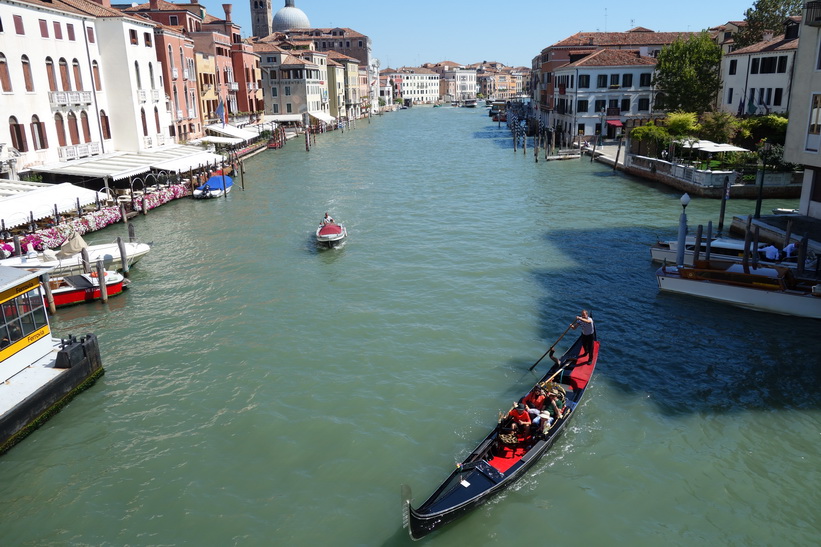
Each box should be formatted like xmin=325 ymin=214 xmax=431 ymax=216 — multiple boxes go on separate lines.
xmin=89 ymin=271 xmax=108 ymax=278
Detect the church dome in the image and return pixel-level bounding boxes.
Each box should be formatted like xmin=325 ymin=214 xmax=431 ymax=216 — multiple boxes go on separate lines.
xmin=272 ymin=0 xmax=311 ymax=32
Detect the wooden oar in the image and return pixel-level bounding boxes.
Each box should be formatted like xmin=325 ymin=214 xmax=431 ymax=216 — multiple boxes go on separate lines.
xmin=529 ymin=320 xmax=578 ymax=371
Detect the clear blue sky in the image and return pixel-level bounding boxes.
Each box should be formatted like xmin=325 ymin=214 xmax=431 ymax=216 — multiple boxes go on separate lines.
xmin=199 ymin=0 xmax=756 ymax=68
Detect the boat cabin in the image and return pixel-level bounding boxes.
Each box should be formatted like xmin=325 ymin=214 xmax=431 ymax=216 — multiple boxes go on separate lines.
xmin=0 ymin=266 xmax=52 ymax=364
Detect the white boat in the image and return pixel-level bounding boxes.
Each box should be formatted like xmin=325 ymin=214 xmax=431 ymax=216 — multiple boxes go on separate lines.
xmin=650 ymin=237 xmax=816 ymax=270
xmin=315 ymin=221 xmax=347 ymax=247
xmin=0 ymin=232 xmax=151 ymax=277
xmin=193 ymin=174 xmax=233 ymax=198
xmin=656 ymin=262 xmax=821 ymax=318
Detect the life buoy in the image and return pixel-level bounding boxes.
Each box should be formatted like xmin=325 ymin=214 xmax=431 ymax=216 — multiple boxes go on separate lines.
xmin=90 ymin=271 xmax=107 ymax=278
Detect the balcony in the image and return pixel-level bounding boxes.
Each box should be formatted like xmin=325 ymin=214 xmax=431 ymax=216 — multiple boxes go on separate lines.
xmin=172 ymin=67 xmax=179 ymax=80
xmin=143 ymin=136 xmax=153 ymax=148
xmin=137 ymin=89 xmax=147 ymax=103
xmin=48 ymin=90 xmax=93 ymax=108
xmin=176 ymin=109 xmax=184 ymax=120
xmin=246 ymin=82 xmax=258 ymax=91
xmin=228 ymin=82 xmax=239 ymax=91
xmin=151 ymin=89 xmax=160 ymax=102
xmin=183 ymin=69 xmax=191 ymax=81
xmin=155 ymin=134 xmax=167 ymax=146
xmin=57 ymin=142 xmax=101 ymax=161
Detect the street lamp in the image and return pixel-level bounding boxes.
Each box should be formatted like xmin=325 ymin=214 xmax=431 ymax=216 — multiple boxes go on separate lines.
xmin=675 ymin=193 xmax=691 ymax=266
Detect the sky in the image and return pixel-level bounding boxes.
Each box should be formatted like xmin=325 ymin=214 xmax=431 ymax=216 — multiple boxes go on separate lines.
xmin=196 ymin=0 xmax=757 ymax=68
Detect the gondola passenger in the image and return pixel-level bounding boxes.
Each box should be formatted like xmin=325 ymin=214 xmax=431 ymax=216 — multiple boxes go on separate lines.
xmin=522 ymin=386 xmax=547 ymax=427
xmin=507 ymin=402 xmax=531 ymax=435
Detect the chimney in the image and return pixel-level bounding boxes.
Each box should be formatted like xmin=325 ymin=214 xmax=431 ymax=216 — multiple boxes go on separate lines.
xmin=223 ymin=4 xmax=232 ymax=22
xmin=149 ymin=0 xmax=159 ymax=9
xmin=763 ymin=29 xmax=774 ymax=41
xmin=88 ymin=0 xmax=111 ymax=6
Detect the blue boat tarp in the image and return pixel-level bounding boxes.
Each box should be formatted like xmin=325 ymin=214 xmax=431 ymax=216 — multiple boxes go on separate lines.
xmin=196 ymin=175 xmax=233 ymax=192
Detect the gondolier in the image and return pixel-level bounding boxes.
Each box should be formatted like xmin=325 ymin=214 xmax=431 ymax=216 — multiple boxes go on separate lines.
xmin=572 ymin=309 xmax=595 ymax=362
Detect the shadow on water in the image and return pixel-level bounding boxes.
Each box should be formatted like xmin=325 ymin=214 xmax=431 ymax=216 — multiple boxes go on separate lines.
xmin=531 ymin=226 xmax=821 ymax=415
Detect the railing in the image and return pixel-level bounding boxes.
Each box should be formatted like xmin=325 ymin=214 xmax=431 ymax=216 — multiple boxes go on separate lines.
xmin=138 ymin=89 xmax=147 ymax=103
xmin=151 ymin=89 xmax=160 ymax=102
xmin=144 ymin=136 xmax=153 ymax=148
xmin=183 ymin=69 xmax=191 ymax=81
xmin=176 ymin=109 xmax=184 ymax=120
xmin=49 ymin=91 xmax=93 ymax=107
xmin=155 ymin=134 xmax=166 ymax=146
xmin=172 ymin=67 xmax=179 ymax=79
xmin=228 ymin=82 xmax=239 ymax=91
xmin=57 ymin=142 xmax=101 ymax=161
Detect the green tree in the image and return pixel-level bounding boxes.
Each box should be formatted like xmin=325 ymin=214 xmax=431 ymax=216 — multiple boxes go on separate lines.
xmin=654 ymin=32 xmax=722 ymax=113
xmin=734 ymin=0 xmax=803 ymax=49
xmin=630 ymin=122 xmax=670 ymax=158
xmin=698 ymin=111 xmax=740 ymax=143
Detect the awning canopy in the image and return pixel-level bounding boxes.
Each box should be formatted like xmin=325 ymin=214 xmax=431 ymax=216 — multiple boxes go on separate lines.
xmin=0 ymin=182 xmax=108 ymax=229
xmin=205 ymin=123 xmax=259 ymax=142
xmin=678 ymin=139 xmax=749 ymax=153
xmin=262 ymin=114 xmax=300 ymax=123
xmin=309 ymin=111 xmax=335 ymax=124
xmin=606 ymin=120 xmax=623 ymax=127
xmin=191 ymin=136 xmax=244 ymax=145
xmin=33 ymin=145 xmax=226 ymax=182
xmin=151 ymin=151 xmax=226 ymax=173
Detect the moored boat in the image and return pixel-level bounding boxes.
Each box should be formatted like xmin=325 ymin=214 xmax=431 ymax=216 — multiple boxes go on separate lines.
xmin=402 ymin=328 xmax=599 ymax=540
xmin=46 ymin=270 xmax=129 ymax=308
xmin=656 ymin=261 xmax=821 ymax=318
xmin=650 ymin=237 xmax=817 ymax=270
xmin=0 ymin=232 xmax=151 ymax=277
xmin=193 ymin=174 xmax=233 ymax=198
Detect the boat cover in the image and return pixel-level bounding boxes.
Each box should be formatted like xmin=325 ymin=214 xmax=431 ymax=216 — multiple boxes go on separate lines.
xmin=196 ymin=175 xmax=233 ymax=191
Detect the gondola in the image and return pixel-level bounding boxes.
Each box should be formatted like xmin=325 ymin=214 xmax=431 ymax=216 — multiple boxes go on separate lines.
xmin=401 ymin=329 xmax=599 ymax=540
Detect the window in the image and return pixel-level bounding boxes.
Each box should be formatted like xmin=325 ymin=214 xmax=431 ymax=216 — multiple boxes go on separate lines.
xmin=30 ymin=115 xmax=48 ymax=149
xmin=144 ymin=32 xmax=152 ymax=47
xmin=53 ymin=21 xmax=62 ymax=39
xmin=640 ymin=73 xmax=652 ymax=87
xmin=622 ymin=74 xmax=633 ymax=88
xmin=67 ymin=111 xmax=79 ymax=144
xmin=0 ymin=54 xmax=12 ymax=92
xmin=92 ymin=61 xmax=101 ymax=91
xmin=39 ymin=19 xmax=49 ymax=38
xmin=594 ymin=99 xmax=606 ymax=112
xmin=129 ymin=29 xmax=137 ymax=44
xmin=67 ymin=24 xmax=75 ymax=41
xmin=14 ymin=15 xmax=24 ymax=35
xmin=79 ymin=111 xmax=90 ymax=142
xmin=140 ymin=108 xmax=147 ymax=136
xmin=59 ymin=58 xmax=71 ymax=90
xmin=134 ymin=61 xmax=141 ymax=89
xmin=729 ymin=59 xmax=737 ymax=75
xmin=285 ymin=86 xmax=291 ymax=96
xmin=577 ymin=99 xmax=588 ymax=112
xmin=46 ymin=57 xmax=57 ymax=91
xmin=638 ymin=97 xmax=650 ymax=111
xmin=0 ymin=285 xmax=48 ymax=350
xmin=578 ymin=74 xmax=590 ymax=88
xmin=286 ymin=103 xmax=292 ymax=113
xmin=806 ymin=94 xmax=821 ymax=152
xmin=100 ymin=110 xmax=110 ymax=139
xmin=610 ymin=74 xmax=620 ymax=87
xmin=578 ymin=123 xmax=585 ymax=134
xmin=169 ymin=15 xmax=178 ymax=25
xmin=760 ymin=57 xmax=777 ymax=73
xmin=154 ymin=106 xmax=160 ymax=133
xmin=774 ymin=88 xmax=783 ymax=106
xmin=620 ymin=98 xmax=630 ymax=111
xmin=9 ymin=116 xmax=27 ymax=151
xmin=751 ymin=58 xmax=760 ymax=74
xmin=273 ymin=103 xmax=279 ymax=113
xmin=54 ymin=113 xmax=66 ymax=146
xmin=597 ymin=74 xmax=607 ymax=88
xmin=272 ymin=87 xmax=278 ymax=97
xmin=72 ymin=59 xmax=83 ymax=91
xmin=777 ymin=56 xmax=787 ymax=73
xmin=86 ymin=27 xmax=94 ymax=43
xmin=727 ymin=88 xmax=734 ymax=105
xmin=22 ymin=55 xmax=33 ymax=91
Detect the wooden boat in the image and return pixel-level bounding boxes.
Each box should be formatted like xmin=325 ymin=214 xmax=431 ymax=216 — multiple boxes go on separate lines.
xmin=656 ymin=260 xmax=821 ymax=318
xmin=316 ymin=221 xmax=347 ymax=247
xmin=0 ymin=233 xmax=151 ymax=277
xmin=193 ymin=174 xmax=233 ymax=198
xmin=46 ymin=270 xmax=129 ymax=308
xmin=402 ymin=331 xmax=599 ymax=540
xmin=650 ymin=237 xmax=817 ymax=270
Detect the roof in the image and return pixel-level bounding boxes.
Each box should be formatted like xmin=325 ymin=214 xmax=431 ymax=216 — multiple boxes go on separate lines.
xmin=561 ymin=49 xmax=658 ymax=68
xmin=18 ymin=0 xmax=150 ymax=23
xmin=0 ymin=182 xmax=108 ymax=229
xmin=550 ymin=29 xmax=698 ymax=49
xmin=727 ymin=35 xmax=798 ymax=56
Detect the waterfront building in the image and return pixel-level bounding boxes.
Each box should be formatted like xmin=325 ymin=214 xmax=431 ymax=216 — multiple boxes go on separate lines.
xmin=532 ymin=28 xmax=696 ymax=129
xmin=718 ymin=18 xmax=799 ymax=116
xmin=384 ymin=67 xmax=439 ymax=105
xmin=424 ymin=61 xmax=477 ymax=104
xmin=327 ymin=50 xmax=361 ymax=120
xmin=709 ymin=20 xmax=747 ymax=54
xmin=551 ymin=49 xmax=657 ymax=145
xmin=783 ymin=2 xmax=821 ymax=221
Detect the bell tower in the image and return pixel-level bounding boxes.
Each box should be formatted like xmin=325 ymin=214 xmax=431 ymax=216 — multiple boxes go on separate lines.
xmin=250 ymin=0 xmax=273 ymax=38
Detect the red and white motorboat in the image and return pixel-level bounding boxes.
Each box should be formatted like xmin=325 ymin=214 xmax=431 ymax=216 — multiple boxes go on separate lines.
xmin=316 ymin=220 xmax=347 ymax=247
xmin=45 ymin=270 xmax=129 ymax=308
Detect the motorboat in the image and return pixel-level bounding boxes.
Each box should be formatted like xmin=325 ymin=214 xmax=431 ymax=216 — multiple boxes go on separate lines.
xmin=45 ymin=270 xmax=129 ymax=308
xmin=650 ymin=237 xmax=816 ymax=270
xmin=0 ymin=232 xmax=151 ymax=277
xmin=193 ymin=174 xmax=233 ymax=198
xmin=656 ymin=260 xmax=821 ymax=318
xmin=402 ymin=331 xmax=599 ymax=539
xmin=316 ymin=219 xmax=347 ymax=247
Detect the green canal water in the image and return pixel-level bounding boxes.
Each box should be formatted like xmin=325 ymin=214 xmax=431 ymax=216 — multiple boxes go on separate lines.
xmin=1 ymin=106 xmax=819 ymax=546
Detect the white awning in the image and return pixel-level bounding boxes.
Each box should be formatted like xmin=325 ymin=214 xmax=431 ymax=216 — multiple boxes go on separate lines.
xmin=0 ymin=182 xmax=108 ymax=229
xmin=263 ymin=114 xmax=302 ymax=123
xmin=190 ymin=136 xmax=244 ymax=145
xmin=308 ymin=111 xmax=335 ymax=124
xmin=151 ymin=151 xmax=226 ymax=173
xmin=205 ymin=123 xmax=259 ymax=142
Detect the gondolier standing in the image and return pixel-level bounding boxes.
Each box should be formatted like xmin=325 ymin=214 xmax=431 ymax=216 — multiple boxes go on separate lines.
xmin=572 ymin=309 xmax=595 ymax=362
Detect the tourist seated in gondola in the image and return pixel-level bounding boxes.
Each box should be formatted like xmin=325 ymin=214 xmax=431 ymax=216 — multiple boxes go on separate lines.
xmin=506 ymin=402 xmax=532 ymax=436
xmin=540 ymin=390 xmax=566 ymax=430
xmin=522 ymin=386 xmax=547 ymax=428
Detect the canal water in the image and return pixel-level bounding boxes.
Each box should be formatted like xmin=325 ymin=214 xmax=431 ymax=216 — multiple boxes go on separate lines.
xmin=1 ymin=106 xmax=819 ymax=546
